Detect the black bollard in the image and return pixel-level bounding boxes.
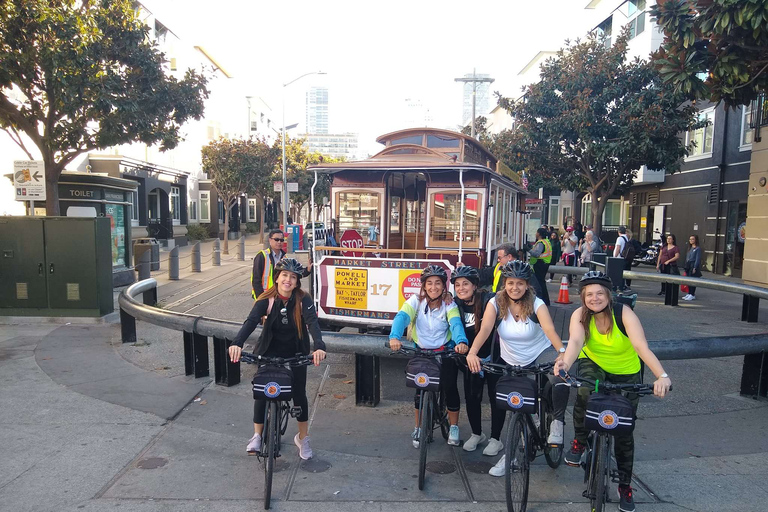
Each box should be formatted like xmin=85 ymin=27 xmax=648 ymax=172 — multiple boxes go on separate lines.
xmin=120 ymin=307 xmax=136 ymax=344
xmin=355 ymin=354 xmax=380 ymax=407
xmin=213 ymin=336 xmax=240 ymax=386
xmin=742 ymin=295 xmax=760 ymax=322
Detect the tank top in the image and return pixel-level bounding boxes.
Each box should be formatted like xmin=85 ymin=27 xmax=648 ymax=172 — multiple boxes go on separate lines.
xmin=579 ymin=311 xmax=641 ymax=375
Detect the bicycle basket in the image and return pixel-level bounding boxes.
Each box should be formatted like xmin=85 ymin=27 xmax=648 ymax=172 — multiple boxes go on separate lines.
xmin=495 ymin=376 xmax=538 ymax=414
xmin=405 ymin=356 xmax=441 ymax=391
xmin=252 ymin=365 xmax=294 ymax=400
xmin=585 ymin=393 xmax=635 ymax=435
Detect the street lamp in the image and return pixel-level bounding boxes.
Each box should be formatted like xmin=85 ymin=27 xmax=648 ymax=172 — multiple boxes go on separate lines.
xmin=282 ymin=71 xmax=326 ymax=238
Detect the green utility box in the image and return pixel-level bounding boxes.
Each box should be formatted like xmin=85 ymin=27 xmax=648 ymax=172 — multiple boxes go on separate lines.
xmin=0 ymin=217 xmax=113 ymax=317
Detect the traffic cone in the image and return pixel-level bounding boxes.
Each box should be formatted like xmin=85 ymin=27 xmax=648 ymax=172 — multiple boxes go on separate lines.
xmin=555 ymin=275 xmax=572 ymax=304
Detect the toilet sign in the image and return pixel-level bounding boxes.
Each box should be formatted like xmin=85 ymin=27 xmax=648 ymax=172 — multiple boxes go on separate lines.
xmin=13 ymin=160 xmax=46 ymax=200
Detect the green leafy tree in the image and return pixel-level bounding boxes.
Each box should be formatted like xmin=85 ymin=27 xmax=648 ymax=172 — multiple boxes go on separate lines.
xmin=651 ymin=0 xmax=768 ymax=107
xmin=0 ymin=0 xmax=209 ymax=214
xmin=497 ymin=31 xmax=700 ymax=235
xmin=201 ymin=137 xmax=277 ymax=253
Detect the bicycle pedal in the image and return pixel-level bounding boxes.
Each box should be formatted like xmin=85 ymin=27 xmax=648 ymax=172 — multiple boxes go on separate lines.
xmin=289 ymin=406 xmax=302 ymax=418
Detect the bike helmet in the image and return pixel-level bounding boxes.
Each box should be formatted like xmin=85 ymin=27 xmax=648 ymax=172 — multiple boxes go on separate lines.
xmin=579 ymin=271 xmax=613 ymax=292
xmin=500 ymin=260 xmax=533 ymax=280
xmin=420 ymin=265 xmax=448 ymax=284
xmin=274 ymin=258 xmax=305 ymax=281
xmin=450 ymin=265 xmax=480 ymax=285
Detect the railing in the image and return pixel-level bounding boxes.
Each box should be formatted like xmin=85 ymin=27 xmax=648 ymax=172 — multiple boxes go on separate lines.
xmin=119 ymin=276 xmax=768 ymax=401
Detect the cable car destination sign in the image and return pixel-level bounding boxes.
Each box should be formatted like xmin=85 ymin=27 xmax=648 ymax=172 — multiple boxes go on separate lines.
xmin=316 ymin=256 xmax=454 ymax=326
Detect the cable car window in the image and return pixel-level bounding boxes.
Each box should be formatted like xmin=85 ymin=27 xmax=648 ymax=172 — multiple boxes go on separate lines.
xmin=427 ymin=135 xmax=459 ymax=148
xmin=336 ymin=191 xmax=380 ymax=233
xmin=430 ymin=191 xmax=480 ymax=247
xmin=391 ymin=135 xmax=423 ymax=146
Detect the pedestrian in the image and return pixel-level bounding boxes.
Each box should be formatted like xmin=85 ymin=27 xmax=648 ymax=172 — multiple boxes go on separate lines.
xmin=529 ymin=228 xmax=553 ymax=305
xmin=561 ymin=226 xmax=578 ymax=285
xmin=450 ymin=266 xmax=504 ymax=454
xmin=556 ymin=271 xmax=671 ymax=512
xmin=457 ymin=243 xmax=543 ymax=297
xmin=613 ymin=226 xmax=633 ymax=292
xmin=579 ymin=230 xmax=599 ymax=267
xmin=251 ymin=229 xmax=311 ymax=300
xmin=683 ymin=235 xmax=702 ymax=301
xmin=389 ymin=265 xmax=469 ymax=448
xmin=656 ymin=234 xmax=680 ymax=295
xmin=466 ymin=261 xmax=570 ymax=477
xmin=548 ymin=230 xmax=561 ymax=283
xmin=228 ymin=258 xmax=327 ymax=460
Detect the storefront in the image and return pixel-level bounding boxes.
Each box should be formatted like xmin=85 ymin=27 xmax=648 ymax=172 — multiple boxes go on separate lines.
xmin=57 ymin=172 xmax=138 ymax=286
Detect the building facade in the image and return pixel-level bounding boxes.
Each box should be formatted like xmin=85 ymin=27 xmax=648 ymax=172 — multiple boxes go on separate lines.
xmin=306 ymin=86 xmax=329 ymax=135
xmin=301 ymin=133 xmax=360 ymax=161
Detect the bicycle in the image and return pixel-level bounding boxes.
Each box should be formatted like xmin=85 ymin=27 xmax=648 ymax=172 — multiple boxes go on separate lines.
xmin=559 ymin=372 xmax=667 ymax=512
xmin=388 ymin=343 xmax=456 ymax=491
xmin=240 ymin=352 xmax=313 ymax=510
xmin=481 ymin=361 xmax=564 ymax=512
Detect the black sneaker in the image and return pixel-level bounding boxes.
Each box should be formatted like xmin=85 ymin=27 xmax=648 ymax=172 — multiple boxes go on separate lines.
xmin=618 ymin=485 xmax=636 ymax=512
xmin=564 ymin=439 xmax=585 ymax=467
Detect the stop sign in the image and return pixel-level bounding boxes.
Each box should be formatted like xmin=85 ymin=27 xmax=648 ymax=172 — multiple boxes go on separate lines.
xmin=339 ymin=229 xmax=364 ymax=257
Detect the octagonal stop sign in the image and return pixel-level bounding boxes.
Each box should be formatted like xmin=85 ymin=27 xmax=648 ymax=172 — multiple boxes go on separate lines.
xmin=339 ymin=229 xmax=364 ymax=257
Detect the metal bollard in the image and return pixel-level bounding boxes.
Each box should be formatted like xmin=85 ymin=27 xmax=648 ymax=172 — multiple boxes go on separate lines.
xmin=742 ymin=295 xmax=760 ymax=322
xmin=213 ymin=239 xmax=221 ymax=266
xmin=238 ymin=236 xmax=245 ymax=261
xmin=169 ymin=246 xmax=179 ymax=280
xmin=213 ymin=336 xmax=240 ymax=386
xmin=740 ymin=352 xmax=768 ymax=398
xmin=120 ymin=308 xmax=136 ymax=344
xmin=355 ymin=354 xmax=381 ymax=406
xmin=183 ymin=331 xmax=209 ymax=378
xmin=664 ymin=281 xmax=679 ymax=306
xmin=191 ymin=242 xmax=202 ymax=272
xmin=138 ymin=251 xmax=157 ymax=306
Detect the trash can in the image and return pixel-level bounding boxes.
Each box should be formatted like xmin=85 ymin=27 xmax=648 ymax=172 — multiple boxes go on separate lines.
xmin=133 ymin=238 xmax=160 ymax=271
xmin=286 ymin=224 xmax=302 ymax=252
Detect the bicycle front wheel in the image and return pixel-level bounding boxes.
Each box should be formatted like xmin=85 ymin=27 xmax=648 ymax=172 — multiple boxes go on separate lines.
xmin=589 ymin=434 xmax=609 ymax=512
xmin=438 ymin=388 xmax=450 ymax=440
xmin=504 ymin=413 xmax=530 ymax=512
xmin=418 ymin=391 xmax=432 ymax=491
xmin=264 ymin=401 xmax=279 ymax=510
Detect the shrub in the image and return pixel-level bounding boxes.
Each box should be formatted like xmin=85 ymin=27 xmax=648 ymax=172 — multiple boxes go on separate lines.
xmin=245 ymin=222 xmax=260 ymax=234
xmin=187 ymin=223 xmax=210 ymax=241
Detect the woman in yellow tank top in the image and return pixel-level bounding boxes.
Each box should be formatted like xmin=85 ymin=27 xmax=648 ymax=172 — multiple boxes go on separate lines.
xmin=554 ymin=271 xmax=671 ymax=512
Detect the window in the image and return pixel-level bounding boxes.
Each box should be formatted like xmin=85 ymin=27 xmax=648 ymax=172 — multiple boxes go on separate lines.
xmin=189 ymin=200 xmax=197 ymax=221
xmin=686 ymin=108 xmax=715 ymax=157
xmin=130 ymin=190 xmax=139 ymax=224
xmin=430 ymin=191 xmax=481 ymax=247
xmin=248 ymin=198 xmax=257 ymax=221
xmin=170 ymin=186 xmax=181 ymax=223
xmin=603 ymin=202 xmax=622 ymax=227
xmin=563 ymin=206 xmax=572 ymax=226
xmin=199 ymin=191 xmax=210 ymax=222
xmin=336 ymin=191 xmax=381 ymax=233
xmin=741 ymin=101 xmax=755 ymax=148
xmin=405 ymin=200 xmax=423 ymax=233
xmin=627 ymin=0 xmax=645 ymax=16
xmin=390 ymin=135 xmax=423 ymax=146
xmin=595 ymin=16 xmax=612 ymax=47
xmin=390 ymin=196 xmax=401 ymax=234
xmin=548 ymin=197 xmax=560 ymax=226
xmin=218 ymin=200 xmax=224 ymax=224
xmin=628 ymin=12 xmax=645 ymax=39
xmin=426 ymin=135 xmax=459 ymax=148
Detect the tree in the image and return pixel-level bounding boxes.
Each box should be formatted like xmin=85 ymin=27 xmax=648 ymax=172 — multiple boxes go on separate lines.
xmin=0 ymin=0 xmax=209 ymax=215
xmin=497 ymin=31 xmax=700 ymax=235
xmin=201 ymin=137 xmax=277 ymax=253
xmin=651 ymin=0 xmax=768 ymax=107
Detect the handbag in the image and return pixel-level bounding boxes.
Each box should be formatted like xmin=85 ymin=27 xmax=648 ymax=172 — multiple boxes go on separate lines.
xmin=495 ymin=376 xmax=538 ymax=414
xmin=405 ymin=356 xmax=441 ymax=391
xmin=681 ymin=270 xmax=689 ymax=294
xmin=252 ymin=365 xmax=294 ymax=400
xmin=584 ymin=393 xmax=635 ymax=435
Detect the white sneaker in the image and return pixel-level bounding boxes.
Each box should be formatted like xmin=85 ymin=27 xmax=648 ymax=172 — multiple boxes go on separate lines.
xmin=682 ymin=294 xmax=691 ymax=300
xmin=246 ymin=433 xmax=262 ymax=455
xmin=545 ymin=278 xmax=552 ymax=283
xmin=448 ymin=425 xmax=460 ymax=446
xmin=294 ymin=433 xmax=313 ymax=460
xmin=689 ymin=295 xmax=696 ymax=301
xmin=489 ymin=454 xmax=506 ymax=477
xmin=548 ymin=419 xmax=564 ymax=444
xmin=463 ymin=433 xmax=487 ymax=452
xmin=483 ymin=437 xmax=504 ymax=456
xmin=411 ymin=427 xmax=420 ymax=448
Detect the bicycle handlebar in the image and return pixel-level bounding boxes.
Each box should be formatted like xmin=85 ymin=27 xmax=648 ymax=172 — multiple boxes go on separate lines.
xmin=559 ymin=371 xmax=670 ymax=395
xmin=384 ymin=342 xmax=459 ymax=359
xmin=239 ymin=352 xmax=314 ymax=366
xmin=481 ymin=361 xmax=555 ymax=376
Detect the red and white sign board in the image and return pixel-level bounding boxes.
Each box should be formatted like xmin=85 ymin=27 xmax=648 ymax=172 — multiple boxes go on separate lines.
xmin=339 ymin=229 xmax=364 ymax=257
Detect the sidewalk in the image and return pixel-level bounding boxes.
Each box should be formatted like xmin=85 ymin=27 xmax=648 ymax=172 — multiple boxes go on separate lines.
xmin=1 ymin=259 xmax=767 ymax=511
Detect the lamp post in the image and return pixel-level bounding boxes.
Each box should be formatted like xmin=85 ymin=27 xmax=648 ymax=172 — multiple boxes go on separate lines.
xmin=282 ymin=71 xmax=326 ymax=236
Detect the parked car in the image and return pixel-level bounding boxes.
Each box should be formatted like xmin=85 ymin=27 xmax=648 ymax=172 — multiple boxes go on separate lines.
xmin=303 ymin=222 xmax=326 ymax=249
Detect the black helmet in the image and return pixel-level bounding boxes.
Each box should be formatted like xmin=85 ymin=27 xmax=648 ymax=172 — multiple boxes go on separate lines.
xmin=500 ymin=260 xmax=532 ymax=280
xmin=420 ymin=265 xmax=448 ymax=283
xmin=579 ymin=271 xmax=612 ymax=292
xmin=274 ymin=258 xmax=305 ymax=281
xmin=450 ymin=265 xmax=480 ymax=285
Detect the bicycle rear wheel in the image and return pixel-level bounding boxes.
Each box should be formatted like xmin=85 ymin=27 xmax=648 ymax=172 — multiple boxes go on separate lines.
xmin=504 ymin=413 xmax=530 ymax=512
xmin=589 ymin=434 xmax=609 ymax=512
xmin=438 ymin=388 xmax=450 ymax=440
xmin=542 ymin=386 xmax=563 ymax=468
xmin=418 ymin=391 xmax=432 ymax=491
xmin=264 ymin=401 xmax=278 ymax=510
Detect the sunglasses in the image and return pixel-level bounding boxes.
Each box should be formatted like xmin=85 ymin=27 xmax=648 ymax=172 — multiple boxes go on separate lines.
xmin=280 ymin=307 xmax=288 ymax=325
xmin=271 ymin=238 xmax=285 ymax=242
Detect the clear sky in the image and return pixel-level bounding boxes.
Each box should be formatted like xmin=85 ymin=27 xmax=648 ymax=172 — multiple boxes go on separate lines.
xmin=141 ymin=0 xmax=595 ymax=155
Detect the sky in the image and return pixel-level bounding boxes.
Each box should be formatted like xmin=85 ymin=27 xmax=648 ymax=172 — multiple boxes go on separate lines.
xmin=1 ymin=0 xmax=601 ymax=214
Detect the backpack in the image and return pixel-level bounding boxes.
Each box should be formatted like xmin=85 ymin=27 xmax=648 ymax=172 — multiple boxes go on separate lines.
xmin=619 ymin=235 xmax=636 ymax=261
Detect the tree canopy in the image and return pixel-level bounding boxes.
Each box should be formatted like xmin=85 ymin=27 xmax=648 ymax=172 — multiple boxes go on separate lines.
xmin=0 ymin=0 xmax=209 ymax=214
xmin=201 ymin=137 xmax=277 ymax=251
xmin=497 ymin=31 xmax=700 ymax=235
xmin=651 ymin=0 xmax=768 ymax=107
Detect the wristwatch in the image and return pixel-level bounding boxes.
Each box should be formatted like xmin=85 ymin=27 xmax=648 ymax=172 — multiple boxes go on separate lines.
xmin=558 ymin=347 xmax=566 ymax=354
xmin=660 ymin=373 xmax=669 ymax=378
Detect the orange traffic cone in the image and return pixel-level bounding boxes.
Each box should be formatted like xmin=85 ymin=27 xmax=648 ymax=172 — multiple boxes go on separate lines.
xmin=555 ymin=275 xmax=572 ymax=304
